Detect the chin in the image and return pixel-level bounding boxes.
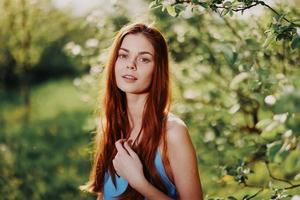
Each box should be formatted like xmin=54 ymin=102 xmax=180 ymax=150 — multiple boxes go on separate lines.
xmin=117 ymin=85 xmax=138 ymax=93
xmin=117 ymin=86 xmax=149 ymax=94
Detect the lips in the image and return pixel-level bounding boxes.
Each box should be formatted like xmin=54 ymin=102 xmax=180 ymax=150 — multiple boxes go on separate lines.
xmin=122 ymin=74 xmax=138 ymax=80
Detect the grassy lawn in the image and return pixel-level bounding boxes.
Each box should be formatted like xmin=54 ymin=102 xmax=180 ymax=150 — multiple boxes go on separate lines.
xmin=0 ymin=78 xmax=97 ymax=200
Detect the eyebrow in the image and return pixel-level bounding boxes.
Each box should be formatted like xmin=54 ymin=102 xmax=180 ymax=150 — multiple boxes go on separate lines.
xmin=119 ymin=47 xmax=153 ymax=56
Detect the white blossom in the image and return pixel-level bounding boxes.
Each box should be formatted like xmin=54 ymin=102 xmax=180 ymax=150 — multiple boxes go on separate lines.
xmin=264 ymin=95 xmax=276 ymax=105
xmin=85 ymin=38 xmax=99 ymax=48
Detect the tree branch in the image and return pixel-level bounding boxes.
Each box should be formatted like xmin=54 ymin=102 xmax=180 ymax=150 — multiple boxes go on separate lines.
xmin=170 ymin=0 xmax=300 ymax=27
xmin=247 ymin=188 xmax=264 ymax=200
xmin=284 ymin=184 xmax=300 ymax=190
xmin=258 ymin=1 xmax=295 ymax=25
xmin=265 ymin=162 xmax=294 ymax=186
xmin=214 ymin=2 xmax=260 ymax=12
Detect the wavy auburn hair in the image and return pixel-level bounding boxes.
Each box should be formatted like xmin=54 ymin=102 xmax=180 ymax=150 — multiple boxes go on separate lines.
xmin=82 ymin=23 xmax=171 ymax=199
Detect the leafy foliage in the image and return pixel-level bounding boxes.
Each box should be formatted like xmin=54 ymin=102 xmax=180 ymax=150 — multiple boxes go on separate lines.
xmin=147 ymin=0 xmax=300 ymax=199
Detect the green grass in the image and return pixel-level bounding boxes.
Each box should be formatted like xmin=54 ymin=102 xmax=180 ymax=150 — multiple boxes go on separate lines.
xmin=0 ymin=78 xmax=97 ymax=200
xmin=0 ymin=79 xmax=96 ymax=134
xmin=31 ymin=78 xmax=95 ymax=120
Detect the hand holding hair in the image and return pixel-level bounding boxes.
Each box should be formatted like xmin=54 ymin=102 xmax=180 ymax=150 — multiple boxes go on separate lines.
xmin=113 ymin=139 xmax=146 ymax=189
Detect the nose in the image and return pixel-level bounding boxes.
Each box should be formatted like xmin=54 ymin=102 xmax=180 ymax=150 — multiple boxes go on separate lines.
xmin=126 ymin=59 xmax=137 ymax=70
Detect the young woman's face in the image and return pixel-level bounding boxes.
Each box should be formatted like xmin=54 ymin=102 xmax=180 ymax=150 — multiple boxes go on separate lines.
xmin=115 ymin=33 xmax=155 ymax=94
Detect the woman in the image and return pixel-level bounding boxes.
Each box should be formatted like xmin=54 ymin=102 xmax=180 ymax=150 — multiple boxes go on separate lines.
xmin=82 ymin=23 xmax=203 ymax=200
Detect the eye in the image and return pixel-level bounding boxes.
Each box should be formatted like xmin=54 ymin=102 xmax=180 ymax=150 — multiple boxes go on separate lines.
xmin=118 ymin=53 xmax=127 ymax=59
xmin=139 ymin=57 xmax=151 ymax=63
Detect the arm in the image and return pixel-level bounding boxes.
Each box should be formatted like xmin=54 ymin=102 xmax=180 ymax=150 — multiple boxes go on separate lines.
xmin=166 ymin=119 xmax=203 ymax=200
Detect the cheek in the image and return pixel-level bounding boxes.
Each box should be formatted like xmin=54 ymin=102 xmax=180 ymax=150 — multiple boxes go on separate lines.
xmin=142 ymin=66 xmax=155 ymax=83
xmin=114 ymin=60 xmax=123 ymax=75
xmin=115 ymin=59 xmax=121 ymax=70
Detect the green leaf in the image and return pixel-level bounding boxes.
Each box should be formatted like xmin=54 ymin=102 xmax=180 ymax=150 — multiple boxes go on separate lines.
xmin=221 ymin=8 xmax=231 ymax=16
xmin=284 ymin=151 xmax=300 ymax=174
xmin=220 ymin=45 xmax=238 ymax=65
xmin=255 ymin=119 xmax=272 ymax=130
xmin=199 ymin=2 xmax=209 ymax=8
xmin=261 ymin=130 xmax=280 ymax=140
xmin=166 ymin=5 xmax=177 ymax=17
xmin=231 ymin=52 xmax=238 ymax=65
xmin=260 ymin=121 xmax=284 ymax=140
xmin=227 ymin=196 xmax=237 ymax=200
xmin=174 ymin=4 xmax=186 ymax=13
xmin=149 ymin=1 xmax=157 ymax=8
xmin=267 ymin=141 xmax=282 ymax=162
xmin=263 ymin=34 xmax=276 ymax=48
xmin=264 ymin=120 xmax=280 ymax=132
xmin=274 ymin=150 xmax=289 ymax=163
xmin=149 ymin=1 xmax=163 ymax=9
xmin=223 ymin=1 xmax=232 ymax=8
xmin=291 ymin=36 xmax=300 ymax=49
xmin=294 ymin=173 xmax=300 ymax=180
xmin=229 ymin=72 xmax=250 ymax=90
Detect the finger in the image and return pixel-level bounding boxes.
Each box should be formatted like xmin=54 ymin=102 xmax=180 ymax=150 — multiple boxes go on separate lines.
xmin=124 ymin=141 xmax=137 ymax=158
xmin=128 ymin=139 xmax=133 ymax=146
xmin=112 ymin=159 xmax=120 ymax=177
xmin=116 ymin=139 xmax=127 ymax=144
xmin=115 ymin=140 xmax=128 ymax=154
xmin=112 ymin=158 xmax=117 ymax=169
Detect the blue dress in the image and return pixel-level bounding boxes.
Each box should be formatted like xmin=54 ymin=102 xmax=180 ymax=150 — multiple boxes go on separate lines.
xmin=103 ymin=150 xmax=178 ymax=199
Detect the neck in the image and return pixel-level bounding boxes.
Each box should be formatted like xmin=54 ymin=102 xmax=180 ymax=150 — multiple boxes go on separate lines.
xmin=126 ymin=92 xmax=148 ymax=131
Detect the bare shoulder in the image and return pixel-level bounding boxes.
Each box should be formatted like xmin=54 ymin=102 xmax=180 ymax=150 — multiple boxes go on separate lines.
xmin=167 ymin=113 xmax=187 ymax=128
xmin=165 ymin=113 xmax=189 ymax=145
xmin=165 ymin=113 xmax=203 ymax=199
xmin=165 ymin=113 xmax=195 ymax=159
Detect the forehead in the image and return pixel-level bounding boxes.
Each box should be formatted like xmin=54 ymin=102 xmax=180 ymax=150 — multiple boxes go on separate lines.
xmin=120 ymin=33 xmax=154 ymax=54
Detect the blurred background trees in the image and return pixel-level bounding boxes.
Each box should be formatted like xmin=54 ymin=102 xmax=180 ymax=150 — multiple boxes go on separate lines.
xmin=0 ymin=0 xmax=299 ymax=199
xmin=147 ymin=1 xmax=300 ymax=199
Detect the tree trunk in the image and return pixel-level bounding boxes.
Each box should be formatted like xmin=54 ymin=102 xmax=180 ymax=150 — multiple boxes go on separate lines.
xmin=21 ymin=0 xmax=32 ymax=127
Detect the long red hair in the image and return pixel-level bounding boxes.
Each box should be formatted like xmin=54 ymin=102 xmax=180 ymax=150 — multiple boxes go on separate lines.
xmin=82 ymin=23 xmax=171 ymax=199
